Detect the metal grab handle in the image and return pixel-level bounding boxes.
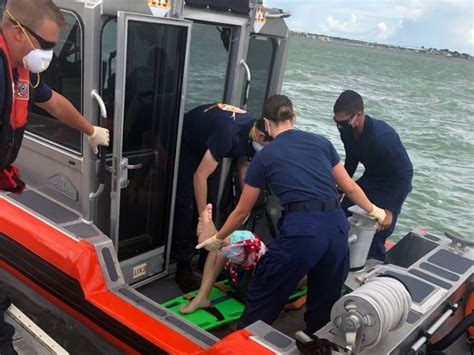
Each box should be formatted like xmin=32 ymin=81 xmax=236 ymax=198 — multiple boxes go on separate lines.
xmin=409 ymin=303 xmax=459 ymax=353
xmin=91 ymin=89 xmax=107 ymax=118
xmin=126 ymin=163 xmax=143 ymax=170
xmin=89 ymin=89 xmax=108 ymax=200
xmin=240 ymin=59 xmax=251 ymax=109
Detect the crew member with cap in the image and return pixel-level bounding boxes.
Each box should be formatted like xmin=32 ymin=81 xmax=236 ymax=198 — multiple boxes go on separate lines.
xmin=173 ymin=103 xmax=269 ymax=292
xmin=0 ymin=1 xmax=109 ymax=353
xmin=333 ymin=90 xmax=413 ymax=261
xmin=197 ymin=95 xmax=386 ymax=333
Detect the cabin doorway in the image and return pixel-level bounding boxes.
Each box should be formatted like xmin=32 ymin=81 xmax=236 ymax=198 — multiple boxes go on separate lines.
xmin=101 ymin=13 xmax=191 ymax=284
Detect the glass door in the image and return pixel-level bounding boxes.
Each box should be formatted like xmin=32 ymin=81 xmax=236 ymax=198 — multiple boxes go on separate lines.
xmin=110 ymin=12 xmax=191 ymax=284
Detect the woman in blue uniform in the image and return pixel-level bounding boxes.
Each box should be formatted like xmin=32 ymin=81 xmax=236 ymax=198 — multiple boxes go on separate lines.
xmin=197 ymin=95 xmax=386 ymax=333
xmin=173 ymin=103 xmax=269 ymax=292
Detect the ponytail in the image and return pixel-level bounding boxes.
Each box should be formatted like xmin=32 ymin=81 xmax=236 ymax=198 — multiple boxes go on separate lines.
xmin=263 ymin=95 xmax=294 ymax=123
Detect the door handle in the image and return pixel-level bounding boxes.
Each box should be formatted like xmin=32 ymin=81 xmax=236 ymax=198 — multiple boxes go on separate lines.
xmin=126 ymin=163 xmax=143 ymax=170
xmin=90 ymin=89 xmax=108 ymax=200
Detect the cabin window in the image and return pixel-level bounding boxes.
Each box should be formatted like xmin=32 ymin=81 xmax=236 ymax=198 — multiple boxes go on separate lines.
xmin=101 ymin=18 xmax=117 ymax=154
xmin=185 ymin=22 xmax=231 ymax=110
xmin=27 ymin=11 xmax=83 ymax=153
xmin=242 ymin=36 xmax=277 ymax=118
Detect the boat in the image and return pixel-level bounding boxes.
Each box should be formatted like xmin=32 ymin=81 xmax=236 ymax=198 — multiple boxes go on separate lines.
xmin=0 ymin=1 xmax=472 ymax=354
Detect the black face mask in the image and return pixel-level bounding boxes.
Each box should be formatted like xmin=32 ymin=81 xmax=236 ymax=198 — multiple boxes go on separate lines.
xmin=334 ymin=113 xmax=356 ymax=138
xmin=337 ymin=124 xmax=354 ymax=138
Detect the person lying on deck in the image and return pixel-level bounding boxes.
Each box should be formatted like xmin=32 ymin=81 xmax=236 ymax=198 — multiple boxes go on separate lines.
xmin=179 ymin=203 xmax=306 ymax=314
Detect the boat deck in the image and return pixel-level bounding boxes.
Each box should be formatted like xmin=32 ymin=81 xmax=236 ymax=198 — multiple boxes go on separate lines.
xmin=137 ymin=269 xmax=307 ymax=339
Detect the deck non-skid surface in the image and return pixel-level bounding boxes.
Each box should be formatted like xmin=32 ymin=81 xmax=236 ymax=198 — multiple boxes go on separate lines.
xmin=9 ymin=190 xmax=79 ymax=224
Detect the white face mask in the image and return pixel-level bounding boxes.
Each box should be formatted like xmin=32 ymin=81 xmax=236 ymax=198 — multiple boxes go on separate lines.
xmin=252 ymin=141 xmax=264 ymax=152
xmin=23 ymin=49 xmax=53 ymax=73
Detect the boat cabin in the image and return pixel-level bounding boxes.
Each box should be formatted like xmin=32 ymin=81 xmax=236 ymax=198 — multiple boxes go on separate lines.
xmin=0 ymin=0 xmax=289 ymax=284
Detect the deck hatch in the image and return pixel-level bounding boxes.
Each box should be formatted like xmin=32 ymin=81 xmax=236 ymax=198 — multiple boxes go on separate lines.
xmin=385 ymin=232 xmax=438 ymax=268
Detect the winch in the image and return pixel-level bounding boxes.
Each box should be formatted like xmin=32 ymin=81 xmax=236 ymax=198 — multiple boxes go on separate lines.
xmin=330 ymin=277 xmax=411 ymax=354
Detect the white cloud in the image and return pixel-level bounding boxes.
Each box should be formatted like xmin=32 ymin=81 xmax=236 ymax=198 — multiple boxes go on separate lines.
xmin=468 ymin=29 xmax=474 ymax=45
xmin=265 ymin=0 xmax=474 ymax=54
xmin=326 ymin=14 xmax=357 ymax=33
xmin=392 ymin=1 xmax=425 ymax=21
xmin=377 ymin=22 xmax=389 ymax=39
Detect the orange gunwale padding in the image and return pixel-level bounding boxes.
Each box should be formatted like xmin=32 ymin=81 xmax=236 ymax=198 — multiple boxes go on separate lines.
xmin=0 ymin=260 xmax=139 ymax=355
xmin=203 ymin=329 xmax=274 ymax=354
xmin=0 ymin=198 xmax=204 ymax=353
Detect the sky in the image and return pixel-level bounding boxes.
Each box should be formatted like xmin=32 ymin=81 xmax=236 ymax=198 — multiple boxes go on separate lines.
xmin=264 ymin=0 xmax=474 ymax=55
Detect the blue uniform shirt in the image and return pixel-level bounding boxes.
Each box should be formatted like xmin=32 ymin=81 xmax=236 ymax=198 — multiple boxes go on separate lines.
xmin=245 ymin=129 xmax=340 ymax=205
xmin=0 ymin=56 xmax=53 ymax=118
xmin=182 ymin=103 xmax=256 ymax=161
xmin=342 ymin=115 xmax=413 ymax=214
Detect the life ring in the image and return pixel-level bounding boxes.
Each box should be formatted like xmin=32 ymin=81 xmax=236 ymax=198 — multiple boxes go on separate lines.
xmin=466 ymin=291 xmax=474 ymax=336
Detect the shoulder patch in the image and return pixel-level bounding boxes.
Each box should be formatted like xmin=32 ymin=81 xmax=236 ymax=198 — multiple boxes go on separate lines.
xmin=217 ymin=103 xmax=247 ymax=114
xmin=15 ymin=80 xmax=29 ymax=100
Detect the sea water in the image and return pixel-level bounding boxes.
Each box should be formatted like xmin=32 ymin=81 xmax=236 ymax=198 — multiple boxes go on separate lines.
xmin=283 ymin=37 xmax=474 ymax=241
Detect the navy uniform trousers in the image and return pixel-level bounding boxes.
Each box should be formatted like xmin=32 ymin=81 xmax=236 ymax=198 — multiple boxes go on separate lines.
xmin=237 ymin=208 xmax=350 ymax=334
xmin=172 ymin=142 xmax=202 ymax=266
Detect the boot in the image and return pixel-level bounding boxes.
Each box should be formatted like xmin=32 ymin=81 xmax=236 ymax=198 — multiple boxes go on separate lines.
xmin=0 ymin=321 xmax=16 ymax=355
xmin=175 ymin=264 xmax=200 ymax=293
xmin=0 ymin=343 xmax=18 ymax=355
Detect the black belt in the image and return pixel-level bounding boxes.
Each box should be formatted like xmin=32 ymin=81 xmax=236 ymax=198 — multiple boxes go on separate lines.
xmin=283 ymin=198 xmax=339 ymax=213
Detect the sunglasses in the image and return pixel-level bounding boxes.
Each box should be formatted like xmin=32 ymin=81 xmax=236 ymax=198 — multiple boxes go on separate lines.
xmin=333 ymin=112 xmax=358 ymax=127
xmin=8 ymin=17 xmax=56 ymax=50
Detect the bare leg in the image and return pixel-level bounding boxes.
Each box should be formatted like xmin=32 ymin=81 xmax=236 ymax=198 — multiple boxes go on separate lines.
xmin=296 ymin=275 xmax=308 ymax=289
xmin=179 ymin=251 xmax=227 ymax=313
xmin=180 ymin=204 xmax=227 ymax=313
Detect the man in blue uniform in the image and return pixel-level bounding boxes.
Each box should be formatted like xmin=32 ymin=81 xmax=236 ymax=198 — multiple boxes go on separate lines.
xmin=333 ymin=90 xmax=413 ymax=261
xmin=172 ymin=103 xmax=268 ymax=292
xmin=197 ymin=95 xmax=386 ymax=333
xmin=0 ymin=1 xmax=109 ymax=353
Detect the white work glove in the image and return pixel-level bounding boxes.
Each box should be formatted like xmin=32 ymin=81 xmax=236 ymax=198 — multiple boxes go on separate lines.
xmin=368 ymin=204 xmax=386 ymax=224
xmin=88 ymin=126 xmax=110 ymax=154
xmin=196 ymin=234 xmax=225 ymax=251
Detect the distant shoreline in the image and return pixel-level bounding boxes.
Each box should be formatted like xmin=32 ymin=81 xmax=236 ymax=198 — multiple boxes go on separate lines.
xmin=290 ymin=31 xmax=473 ymax=61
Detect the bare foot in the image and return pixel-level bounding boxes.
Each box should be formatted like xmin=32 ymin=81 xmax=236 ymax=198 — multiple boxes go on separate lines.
xmin=179 ymin=297 xmax=212 ymax=314
xmin=201 ymin=204 xmax=217 ymax=237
